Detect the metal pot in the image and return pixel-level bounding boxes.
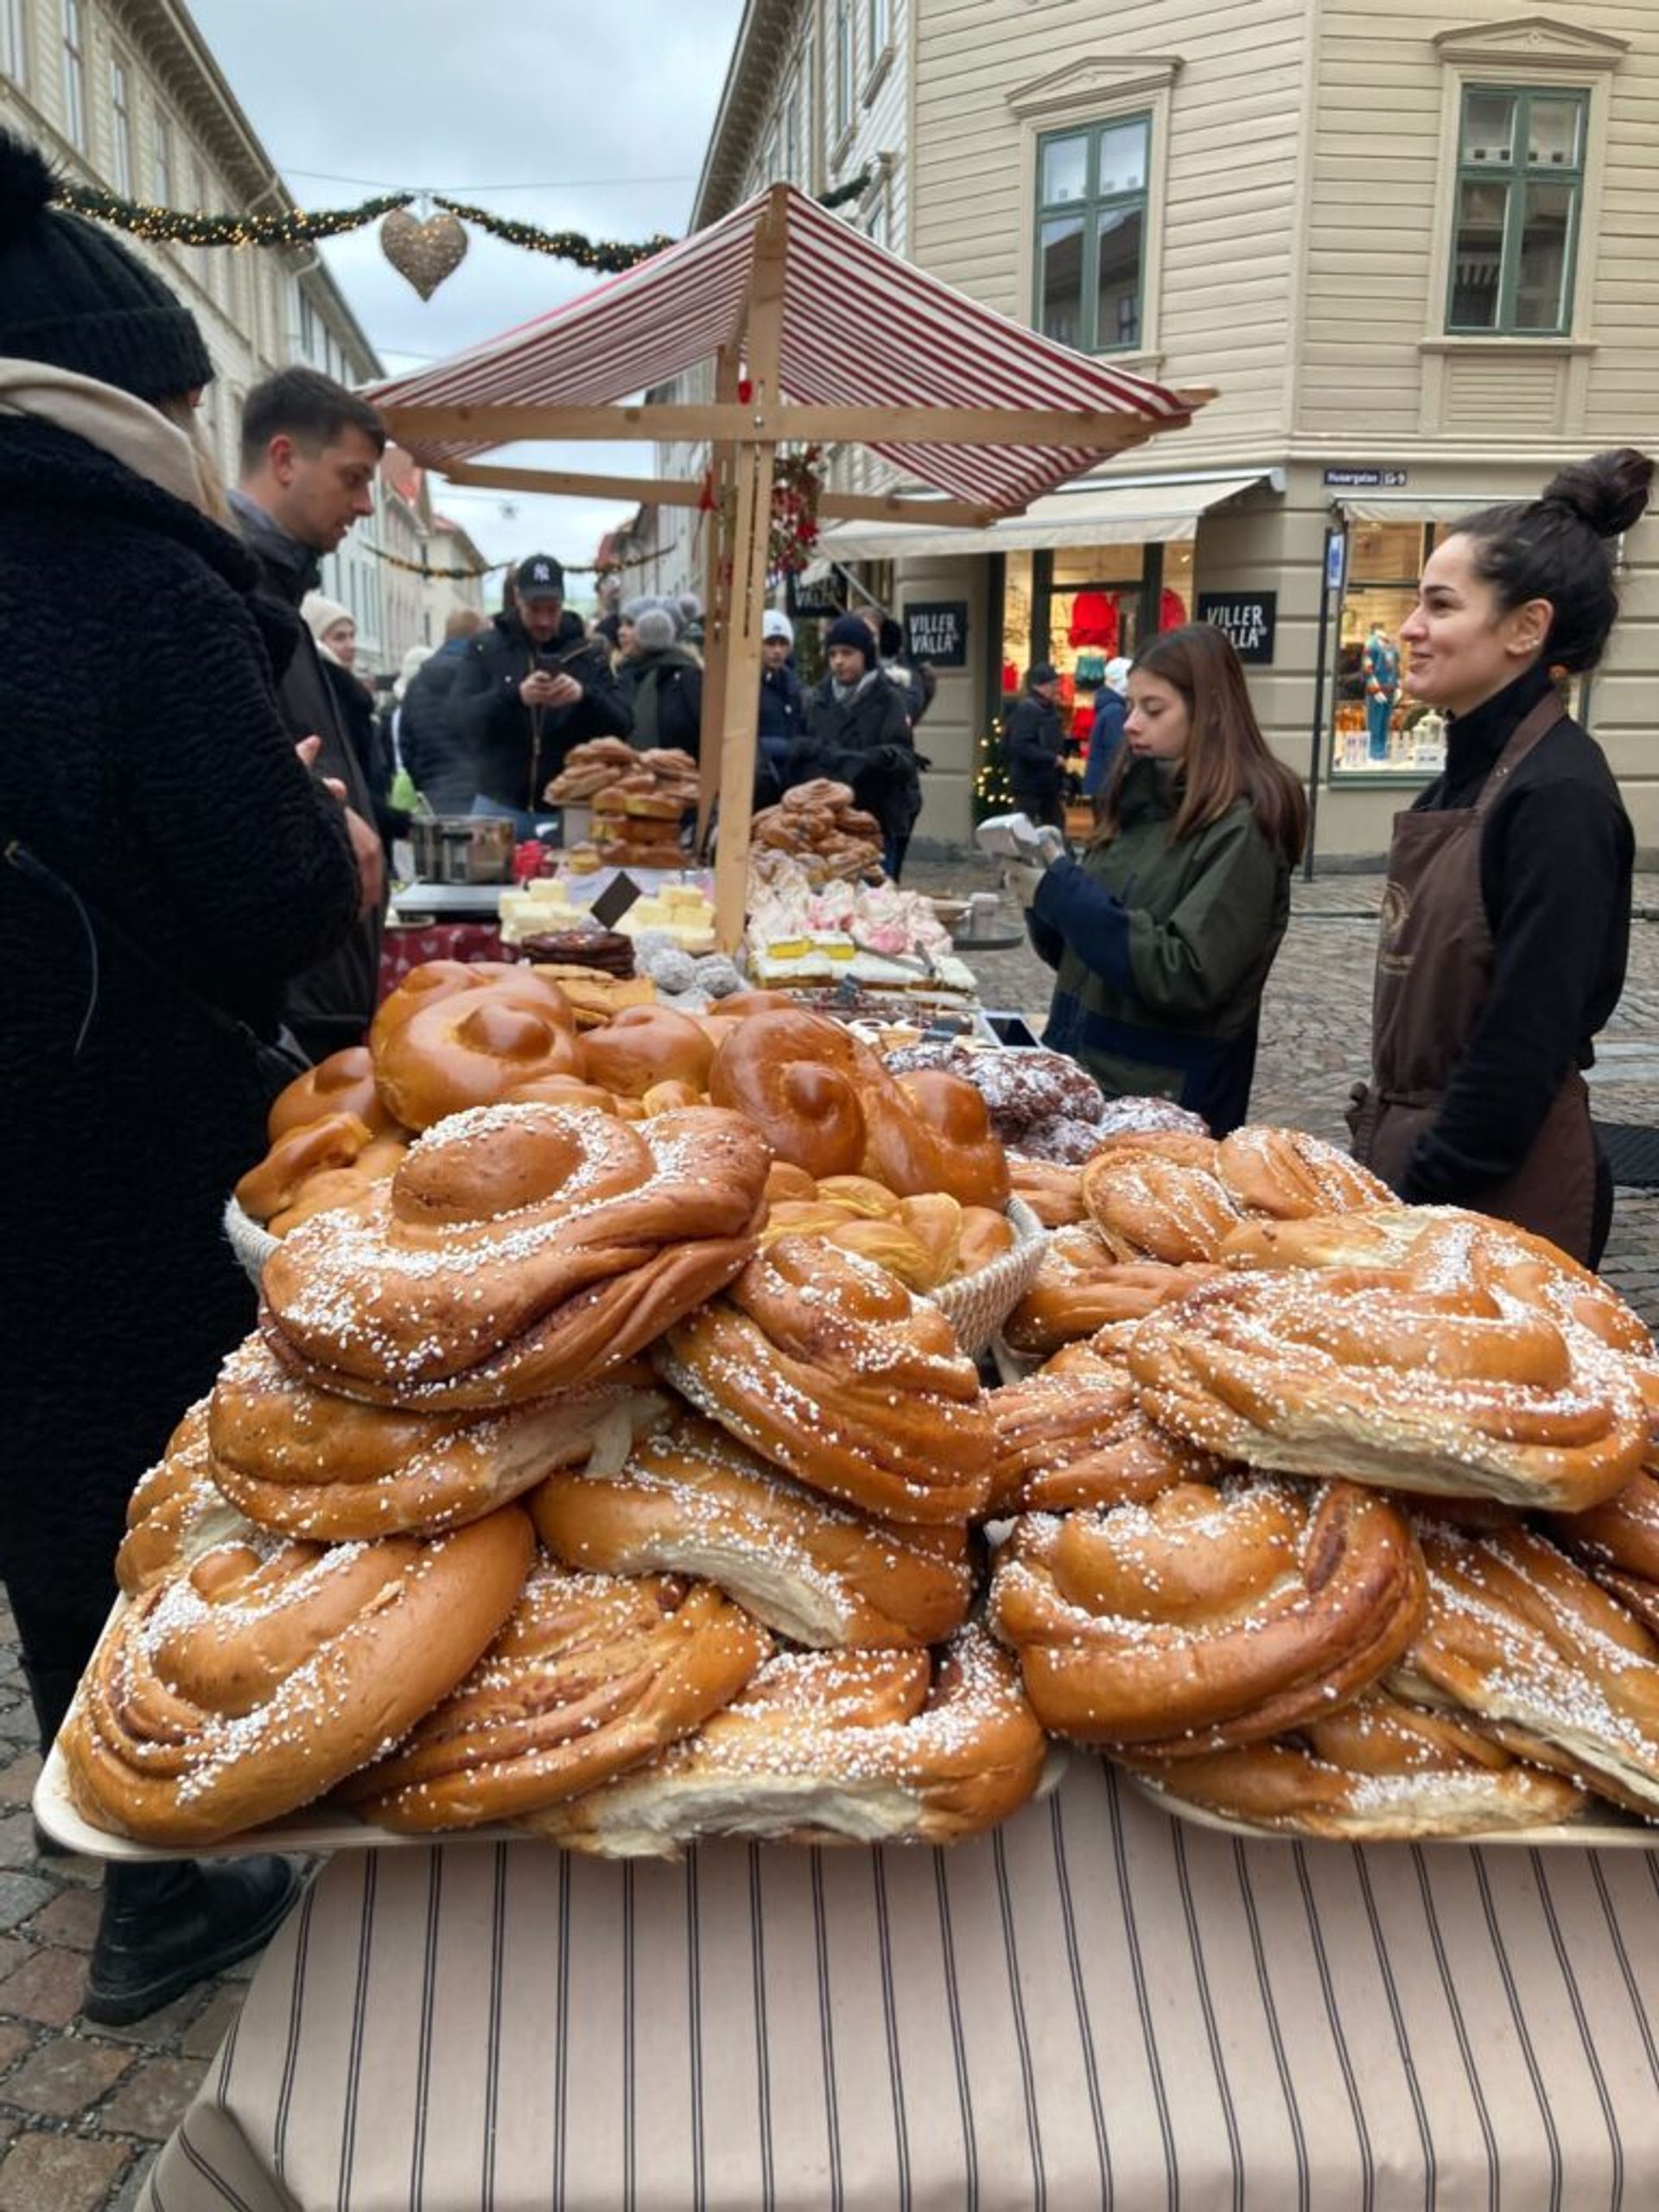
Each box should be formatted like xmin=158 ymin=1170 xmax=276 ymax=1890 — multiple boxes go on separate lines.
xmin=408 ymin=815 xmax=518 ymax=886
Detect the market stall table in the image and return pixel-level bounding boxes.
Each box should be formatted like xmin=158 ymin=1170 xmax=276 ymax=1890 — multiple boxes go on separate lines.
xmin=138 ymin=1759 xmax=1659 ymax=2210
xmin=379 ymin=919 xmax=506 ymax=998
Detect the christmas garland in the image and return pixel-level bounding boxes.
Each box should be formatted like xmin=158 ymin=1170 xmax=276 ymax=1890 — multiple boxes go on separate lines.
xmin=768 ymin=446 xmax=823 ymax=575
xmin=364 ymin=539 xmax=679 ymax=582
xmin=53 ymin=173 xmax=874 ymax=270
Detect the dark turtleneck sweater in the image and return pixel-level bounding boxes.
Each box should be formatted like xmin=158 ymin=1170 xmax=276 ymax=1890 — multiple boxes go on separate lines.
xmin=1399 ymin=662 xmax=1632 ymax=1204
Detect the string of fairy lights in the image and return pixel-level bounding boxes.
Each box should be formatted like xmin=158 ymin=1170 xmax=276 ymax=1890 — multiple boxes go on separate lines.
xmin=55 ymin=171 xmax=874 ymax=272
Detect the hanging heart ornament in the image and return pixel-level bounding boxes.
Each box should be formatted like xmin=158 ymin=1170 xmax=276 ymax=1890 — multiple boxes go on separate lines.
xmin=379 ymin=207 xmax=468 ymax=300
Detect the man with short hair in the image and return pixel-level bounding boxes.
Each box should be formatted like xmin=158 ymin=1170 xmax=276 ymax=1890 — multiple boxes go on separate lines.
xmin=450 ymin=554 xmax=632 ymax=826
xmin=1002 ymin=662 xmax=1066 ymax=830
xmin=232 ymin=366 xmax=388 ymax=1058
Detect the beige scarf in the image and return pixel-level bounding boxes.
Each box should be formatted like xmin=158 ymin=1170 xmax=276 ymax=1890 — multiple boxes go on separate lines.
xmin=0 ymin=357 xmax=221 ymax=518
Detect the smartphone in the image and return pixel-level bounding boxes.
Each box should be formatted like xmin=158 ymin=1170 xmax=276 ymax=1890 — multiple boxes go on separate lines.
xmin=982 ymin=1011 xmax=1043 ymax=1049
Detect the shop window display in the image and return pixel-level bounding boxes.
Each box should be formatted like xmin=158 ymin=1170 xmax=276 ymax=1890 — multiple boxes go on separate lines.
xmin=1332 ymin=520 xmax=1450 ymax=778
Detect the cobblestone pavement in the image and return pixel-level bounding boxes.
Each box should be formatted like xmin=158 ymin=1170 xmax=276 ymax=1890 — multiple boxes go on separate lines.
xmin=4 ymin=859 xmax=1659 ymax=2209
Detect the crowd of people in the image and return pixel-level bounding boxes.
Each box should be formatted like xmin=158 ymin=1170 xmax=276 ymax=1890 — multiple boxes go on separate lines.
xmin=1 ymin=119 xmax=1656 ymax=2032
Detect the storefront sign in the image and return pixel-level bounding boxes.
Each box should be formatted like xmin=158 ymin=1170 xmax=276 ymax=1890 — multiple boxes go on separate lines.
xmin=786 ymin=568 xmax=846 ymax=618
xmin=1323 ymin=467 xmax=1409 ymax=489
xmin=1197 ymin=591 xmax=1277 ymax=664
xmin=902 ymin=601 xmax=969 ymax=667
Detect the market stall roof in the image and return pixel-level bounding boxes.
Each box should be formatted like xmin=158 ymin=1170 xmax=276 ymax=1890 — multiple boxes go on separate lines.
xmin=365 ymin=183 xmax=1201 ymax=513
xmin=809 ymin=468 xmax=1277 ymax=564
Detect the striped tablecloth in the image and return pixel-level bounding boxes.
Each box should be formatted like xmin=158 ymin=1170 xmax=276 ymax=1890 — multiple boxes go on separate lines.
xmin=141 ymin=1759 xmax=1659 ymax=2211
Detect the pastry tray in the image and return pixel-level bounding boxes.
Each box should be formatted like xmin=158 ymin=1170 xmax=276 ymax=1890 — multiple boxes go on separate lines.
xmin=1123 ymin=1770 xmax=1659 ymax=1851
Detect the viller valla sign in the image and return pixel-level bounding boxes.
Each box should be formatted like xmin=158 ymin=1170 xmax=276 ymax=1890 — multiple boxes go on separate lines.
xmin=1196 ymin=591 xmax=1277 ymax=664
xmin=902 ymin=601 xmax=969 ymax=668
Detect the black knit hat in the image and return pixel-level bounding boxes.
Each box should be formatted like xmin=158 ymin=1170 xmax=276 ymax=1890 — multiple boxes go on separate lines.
xmin=825 ymin=613 xmax=875 ymax=667
xmin=0 ymin=132 xmax=213 ymax=401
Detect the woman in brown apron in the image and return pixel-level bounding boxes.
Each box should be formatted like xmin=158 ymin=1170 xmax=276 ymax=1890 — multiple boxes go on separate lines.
xmin=1351 ymin=448 xmax=1652 ymax=1266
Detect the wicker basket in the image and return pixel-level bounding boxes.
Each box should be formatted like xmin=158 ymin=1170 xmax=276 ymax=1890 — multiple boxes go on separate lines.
xmin=924 ymin=1197 xmax=1048 ymax=1359
xmin=223 ymin=1196 xmax=280 ymax=1289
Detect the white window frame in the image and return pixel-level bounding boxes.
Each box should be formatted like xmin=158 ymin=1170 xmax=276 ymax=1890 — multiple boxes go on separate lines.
xmin=152 ymin=104 xmax=174 ymax=207
xmin=1421 ymin=18 xmax=1625 ymax=359
xmin=2 ymin=0 xmax=29 ymax=89
xmin=59 ymin=0 xmax=86 ymax=151
xmin=1007 ymin=53 xmax=1181 ymax=372
xmin=832 ymin=0 xmax=854 ymax=155
xmin=109 ymin=51 xmax=134 ymax=196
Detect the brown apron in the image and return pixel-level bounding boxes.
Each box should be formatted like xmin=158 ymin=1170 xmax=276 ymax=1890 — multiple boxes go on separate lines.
xmin=1351 ymin=695 xmax=1600 ymax=1262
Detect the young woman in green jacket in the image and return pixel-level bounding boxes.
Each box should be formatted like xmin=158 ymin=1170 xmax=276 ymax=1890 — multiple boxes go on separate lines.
xmin=1010 ymin=622 xmax=1306 ymax=1134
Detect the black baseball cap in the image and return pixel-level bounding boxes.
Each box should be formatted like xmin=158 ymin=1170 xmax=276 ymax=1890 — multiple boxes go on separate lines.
xmin=514 ymin=554 xmax=565 ymax=600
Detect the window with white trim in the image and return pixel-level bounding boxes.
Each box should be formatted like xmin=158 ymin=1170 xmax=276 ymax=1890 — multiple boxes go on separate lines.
xmin=2 ymin=0 xmax=29 ymax=88
xmin=59 ymin=0 xmax=85 ymax=150
xmin=867 ymin=0 xmax=888 ymax=71
xmin=109 ymin=54 xmax=134 ymax=195
xmin=833 ymin=0 xmax=853 ymax=141
xmin=1034 ymin=114 xmax=1150 ymax=353
xmin=1446 ymin=84 xmax=1586 ymax=334
xmin=152 ymin=105 xmax=174 ymax=207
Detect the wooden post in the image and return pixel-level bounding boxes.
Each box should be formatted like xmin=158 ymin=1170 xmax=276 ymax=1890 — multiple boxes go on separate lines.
xmin=697 ymin=344 xmax=741 ymax=851
xmin=711 ymin=185 xmax=789 ymax=956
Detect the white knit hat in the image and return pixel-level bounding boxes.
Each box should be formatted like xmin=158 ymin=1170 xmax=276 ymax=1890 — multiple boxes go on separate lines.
xmin=762 ymin=609 xmax=794 ymax=645
xmin=302 ymin=593 xmax=353 ymax=647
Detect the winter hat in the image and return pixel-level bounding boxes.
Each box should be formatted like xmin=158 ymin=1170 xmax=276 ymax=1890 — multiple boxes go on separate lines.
xmin=302 ymin=593 xmax=353 ymax=648
xmin=624 ymin=594 xmax=683 ymax=653
xmin=1027 ymin=662 xmax=1058 ymax=689
xmin=826 ymin=613 xmax=875 ymax=668
xmin=761 ymin=609 xmax=794 ymax=645
xmin=0 ymin=133 xmax=214 ymax=402
xmin=1103 ymin=655 xmax=1132 ymax=695
xmin=878 ymin=616 xmax=906 ymax=661
xmin=395 ymin=643 xmax=433 ymax=700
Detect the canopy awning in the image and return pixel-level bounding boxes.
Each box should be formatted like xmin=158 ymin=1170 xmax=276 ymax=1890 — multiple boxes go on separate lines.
xmin=365 ymin=184 xmax=1198 ymax=512
xmin=1335 ymin=490 xmax=1498 ymax=524
xmin=811 ymin=470 xmax=1274 ymax=563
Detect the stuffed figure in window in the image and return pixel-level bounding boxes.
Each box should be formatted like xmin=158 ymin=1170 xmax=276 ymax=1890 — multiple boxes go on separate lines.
xmin=1363 ymin=626 xmax=1400 ymax=761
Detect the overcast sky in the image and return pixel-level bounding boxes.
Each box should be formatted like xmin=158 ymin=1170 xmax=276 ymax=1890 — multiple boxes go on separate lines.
xmin=188 ymin=0 xmax=745 ymax=581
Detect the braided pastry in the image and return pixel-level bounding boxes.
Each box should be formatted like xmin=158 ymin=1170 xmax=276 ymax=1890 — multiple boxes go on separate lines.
xmin=267 ymin=1046 xmax=394 ymax=1142
xmin=1081 ymin=1137 xmax=1240 ymax=1262
xmin=1392 ymin=1527 xmax=1659 ymax=1816
xmin=1126 ymin=1689 xmax=1585 ymax=1840
xmin=261 ymin=1103 xmax=769 ymax=1410
xmin=988 ymin=1338 xmax=1223 ymax=1515
xmin=60 ymin=1507 xmax=535 ymax=1844
xmin=369 ymin=960 xmax=572 ymax=1059
xmin=531 ymin=1412 xmax=974 ymax=1648
xmin=1004 ymin=1224 xmax=1223 ymax=1357
xmin=1128 ymin=1270 xmax=1648 ymax=1512
xmin=578 ymin=1006 xmax=715 ymax=1097
xmin=117 ymin=1402 xmax=258 ymax=1597
xmin=660 ymin=1234 xmax=993 ymax=1524
xmin=207 ymin=1335 xmax=668 ymax=1540
xmin=1213 ymin=1127 xmax=1392 ymax=1218
xmin=527 ymin=1629 xmax=1047 ymax=1854
xmin=335 ymin=1560 xmax=768 ymax=1832
xmin=234 ymin=1111 xmax=378 ymax=1225
xmin=376 ymin=986 xmax=583 ymax=1132
xmin=266 ymin=1133 xmax=410 ymax=1238
xmin=988 ymin=1480 xmax=1427 ymax=1751
xmin=1007 ymin=1156 xmax=1087 ymax=1229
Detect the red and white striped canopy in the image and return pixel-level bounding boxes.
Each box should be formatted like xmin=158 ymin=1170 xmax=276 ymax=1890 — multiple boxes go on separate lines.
xmin=367 ymin=186 xmax=1194 ymax=512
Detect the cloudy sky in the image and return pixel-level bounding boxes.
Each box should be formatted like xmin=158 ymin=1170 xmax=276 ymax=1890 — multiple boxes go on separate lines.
xmin=190 ymin=0 xmax=745 ymax=573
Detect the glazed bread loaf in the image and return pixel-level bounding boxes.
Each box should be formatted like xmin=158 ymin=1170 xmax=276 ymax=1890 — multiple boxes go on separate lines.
xmin=62 ymin=1507 xmax=535 ymax=1845
xmin=207 ymin=1334 xmax=669 ymax=1540
xmin=531 ymin=1413 xmax=974 ymax=1647
xmin=1127 ymin=1269 xmax=1648 ymax=1512
xmin=261 ymin=1103 xmax=769 ymax=1410
xmin=660 ymin=1234 xmax=993 ymax=1524
xmin=987 ymin=1338 xmax=1222 ymax=1515
xmin=337 ymin=1560 xmax=768 ymax=1832
xmin=525 ymin=1629 xmax=1047 ymax=1854
xmin=989 ymin=1480 xmax=1427 ymax=1752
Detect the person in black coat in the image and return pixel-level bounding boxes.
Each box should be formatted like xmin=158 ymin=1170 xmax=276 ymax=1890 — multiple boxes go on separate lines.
xmin=1003 ymin=663 xmax=1066 ymax=828
xmin=302 ymin=594 xmax=409 ymax=857
xmin=617 ymin=595 xmax=703 ymax=755
xmin=788 ymin=613 xmax=924 ymax=879
xmin=758 ymin=608 xmax=807 ymax=786
xmin=0 ymin=133 xmax=365 ymax=2023
xmin=449 ymin=555 xmax=632 ymax=826
xmin=398 ymin=608 xmax=486 ymax=814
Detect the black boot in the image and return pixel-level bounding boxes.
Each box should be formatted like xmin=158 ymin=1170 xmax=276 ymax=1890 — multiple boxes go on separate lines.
xmin=83 ymin=1855 xmax=302 ymax=2026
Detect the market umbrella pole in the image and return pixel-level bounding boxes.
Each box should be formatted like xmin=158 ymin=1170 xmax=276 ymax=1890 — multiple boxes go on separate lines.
xmin=710 ymin=187 xmax=788 ymax=954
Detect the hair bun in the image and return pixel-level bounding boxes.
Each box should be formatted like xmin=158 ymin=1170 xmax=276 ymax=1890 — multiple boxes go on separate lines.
xmin=1540 ymin=448 xmax=1654 ymax=539
xmin=0 ymin=132 xmax=58 ymax=248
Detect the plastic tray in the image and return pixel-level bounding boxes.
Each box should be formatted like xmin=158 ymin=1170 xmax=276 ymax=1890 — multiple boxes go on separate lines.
xmin=1123 ymin=1769 xmax=1659 ymax=1851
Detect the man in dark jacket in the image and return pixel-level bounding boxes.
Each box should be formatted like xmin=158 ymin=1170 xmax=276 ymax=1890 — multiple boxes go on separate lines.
xmin=399 ymin=606 xmax=486 ymax=813
xmin=758 ymin=608 xmax=806 ymax=785
xmin=449 ymin=554 xmax=632 ymax=823
xmin=1003 ymin=662 xmax=1066 ymax=828
xmin=232 ymin=366 xmax=388 ymax=1060
xmin=790 ymin=613 xmax=923 ymax=879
